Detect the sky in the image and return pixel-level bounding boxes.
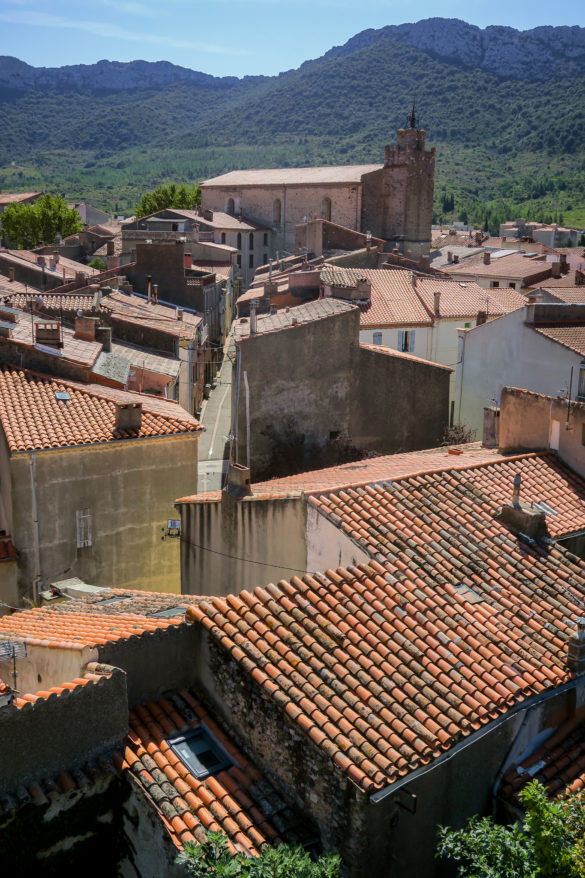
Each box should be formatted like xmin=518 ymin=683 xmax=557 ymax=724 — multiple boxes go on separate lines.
xmin=0 ymin=0 xmax=583 ymax=78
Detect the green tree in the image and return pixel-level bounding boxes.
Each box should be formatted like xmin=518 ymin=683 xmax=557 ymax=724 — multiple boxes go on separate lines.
xmin=176 ymin=830 xmax=340 ymax=878
xmin=88 ymin=256 xmax=106 ymax=271
xmin=436 ymin=779 xmax=585 ymax=877
xmin=135 ymin=182 xmax=201 ymax=217
xmin=0 ymin=194 xmax=82 ymax=249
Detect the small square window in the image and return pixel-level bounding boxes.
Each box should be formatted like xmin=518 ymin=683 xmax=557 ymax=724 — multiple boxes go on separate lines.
xmin=169 ymin=727 xmax=233 ymax=779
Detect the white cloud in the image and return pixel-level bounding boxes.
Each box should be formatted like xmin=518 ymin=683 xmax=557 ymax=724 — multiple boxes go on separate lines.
xmin=0 ymin=9 xmax=250 ymax=55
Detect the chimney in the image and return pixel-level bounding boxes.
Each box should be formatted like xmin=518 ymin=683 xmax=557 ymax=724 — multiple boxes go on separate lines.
xmin=54 ymin=252 xmax=60 ymax=264
xmin=406 ymin=250 xmax=412 ymax=260
xmin=483 ymin=251 xmax=491 ymax=265
xmin=560 ymin=252 xmax=569 ymax=273
xmin=453 ymin=253 xmax=459 ymax=264
xmin=35 ymin=321 xmax=62 ymax=348
xmin=567 ymin=619 xmax=585 ymax=674
xmin=95 ymin=325 xmax=112 ymax=352
xmin=476 ymin=310 xmax=487 ymax=326
xmin=36 ymin=256 xmax=45 ymax=267
xmin=8 ymin=268 xmax=14 ymax=283
xmin=184 ymin=253 xmax=192 ymax=270
xmin=551 ymin=261 xmax=561 ymax=279
xmin=223 ymin=462 xmax=252 ymax=499
xmin=74 ymin=315 xmax=98 ymax=341
xmin=107 ymin=240 xmax=115 ymax=256
xmin=152 ymin=284 xmax=158 ymax=304
xmin=147 ymin=275 xmax=152 ymax=301
xmin=512 ymin=473 xmax=521 ymax=508
xmin=114 ymin=402 xmax=142 ymax=432
xmin=249 ymin=299 xmax=258 ymax=335
xmin=482 ymin=406 xmax=500 ymax=448
xmin=447 ymin=251 xmax=453 ymax=263
xmin=433 ymin=290 xmax=441 ymax=317
xmin=576 ymin=269 xmax=585 ymax=287
xmin=418 ymin=254 xmax=430 ymax=271
xmin=107 ymin=255 xmax=118 ymax=270
xmin=176 ymin=307 xmax=184 ymax=321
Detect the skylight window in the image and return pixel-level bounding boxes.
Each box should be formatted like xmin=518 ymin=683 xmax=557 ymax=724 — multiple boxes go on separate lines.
xmin=169 ymin=727 xmax=233 ymax=779
xmin=148 ymin=606 xmax=187 ymax=619
xmin=55 ymin=391 xmax=71 ymax=402
xmin=453 ymin=583 xmax=484 ymax=604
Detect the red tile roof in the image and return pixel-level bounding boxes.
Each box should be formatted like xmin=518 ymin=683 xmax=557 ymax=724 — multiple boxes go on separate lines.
xmin=501 ymin=715 xmax=585 ymax=803
xmin=449 ymin=252 xmax=551 ymax=280
xmin=0 ymin=192 xmax=41 ymax=206
xmin=322 ymin=267 xmax=431 ymax=328
xmin=187 ymin=452 xmax=585 ymax=793
xmin=540 ymin=287 xmax=585 ymax=304
xmin=359 ymin=343 xmax=452 ymax=370
xmin=2 ymin=290 xmax=96 ymax=312
xmin=122 ymin=689 xmax=291 ymax=853
xmin=102 ymin=290 xmax=202 ymax=339
xmin=234 ymin=298 xmax=354 ymax=339
xmin=0 ymin=366 xmax=200 ymax=453
xmin=415 ymin=278 xmax=525 ymax=319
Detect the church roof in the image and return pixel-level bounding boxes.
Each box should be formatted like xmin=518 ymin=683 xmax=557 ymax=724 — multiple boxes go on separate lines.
xmin=200 ymin=165 xmax=383 ymax=187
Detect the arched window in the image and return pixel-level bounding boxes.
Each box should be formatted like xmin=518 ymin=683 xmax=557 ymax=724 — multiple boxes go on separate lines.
xmin=321 ymin=197 xmax=331 ymax=222
xmin=249 ymin=232 xmax=254 ymax=249
xmin=273 ymin=198 xmax=281 ymax=227
xmin=237 ymin=232 xmax=242 ymax=249
xmin=227 ymin=198 xmax=235 ymax=215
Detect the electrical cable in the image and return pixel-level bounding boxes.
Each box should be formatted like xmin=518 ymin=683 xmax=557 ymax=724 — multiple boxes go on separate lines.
xmin=179 ymin=532 xmax=314 ymax=575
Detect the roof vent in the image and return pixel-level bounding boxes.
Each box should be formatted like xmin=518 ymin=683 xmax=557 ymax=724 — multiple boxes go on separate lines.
xmin=35 ymin=321 xmax=62 ymax=348
xmin=114 ymin=402 xmax=142 ymax=432
xmin=495 ymin=473 xmax=549 ymax=539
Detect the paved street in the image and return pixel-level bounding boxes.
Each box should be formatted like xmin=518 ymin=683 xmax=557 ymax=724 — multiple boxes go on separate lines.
xmin=196 ymin=336 xmax=234 ymax=493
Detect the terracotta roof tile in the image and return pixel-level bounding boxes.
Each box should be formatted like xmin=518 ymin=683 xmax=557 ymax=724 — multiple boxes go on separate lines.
xmin=322 ymin=267 xmax=431 ymax=327
xmin=188 ymin=452 xmax=585 ymax=793
xmin=234 ymin=298 xmax=354 ymax=339
xmin=449 ymin=252 xmax=551 ymax=280
xmin=415 ymin=278 xmax=525 ymax=319
xmin=534 ymin=326 xmax=585 ymax=358
xmin=201 ymin=165 xmax=383 ymax=187
xmin=0 ymin=192 xmax=41 ymax=206
xmin=0 ymin=365 xmax=200 ymax=453
xmin=123 ymin=689 xmax=309 ymax=853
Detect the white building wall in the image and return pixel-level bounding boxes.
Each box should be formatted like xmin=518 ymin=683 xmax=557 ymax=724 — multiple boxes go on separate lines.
xmin=455 ymin=307 xmax=582 ymax=434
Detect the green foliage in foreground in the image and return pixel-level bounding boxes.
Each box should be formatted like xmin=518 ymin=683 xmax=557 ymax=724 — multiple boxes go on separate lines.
xmin=0 ymin=193 xmax=82 ymax=248
xmin=176 ymin=830 xmax=340 ymax=877
xmin=88 ymin=256 xmax=106 ymax=270
xmin=135 ymin=181 xmax=201 ymax=217
xmin=437 ymin=780 xmax=585 ymax=877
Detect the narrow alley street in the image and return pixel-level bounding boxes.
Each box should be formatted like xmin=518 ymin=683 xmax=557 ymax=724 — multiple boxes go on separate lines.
xmin=196 ymin=335 xmax=234 ymax=493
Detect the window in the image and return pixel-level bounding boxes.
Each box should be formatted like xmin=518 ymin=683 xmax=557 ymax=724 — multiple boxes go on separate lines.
xmin=169 ymin=727 xmax=233 ymax=780
xmin=76 ymin=508 xmax=92 ymax=548
xmin=237 ymin=232 xmax=242 ymax=250
xmin=263 ymin=253 xmax=268 ymax=265
xmin=321 ymin=197 xmax=331 ymax=222
xmin=227 ymin=198 xmax=235 ymax=215
xmin=236 ymin=255 xmax=241 ymax=268
xmin=171 ymin=223 xmax=178 ymax=232
xmin=263 ymin=233 xmax=268 ymax=246
xmin=249 ymin=254 xmax=254 ymax=269
xmin=578 ymin=365 xmax=585 ymax=402
xmin=509 ymin=282 xmax=516 ymax=289
xmin=373 ymin=331 xmax=382 ymax=345
xmin=221 ymin=232 xmax=226 ymax=245
xmin=249 ymin=232 xmax=254 ymax=249
xmin=398 ymin=330 xmax=415 ymax=353
xmin=490 ymin=281 xmax=500 ymax=288
xmin=273 ymin=198 xmax=281 ymax=227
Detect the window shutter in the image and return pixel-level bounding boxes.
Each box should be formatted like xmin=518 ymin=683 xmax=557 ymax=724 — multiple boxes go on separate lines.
xmin=410 ymin=330 xmax=416 ymax=352
xmin=76 ymin=509 xmax=92 ymax=548
xmin=398 ymin=331 xmax=404 ymax=352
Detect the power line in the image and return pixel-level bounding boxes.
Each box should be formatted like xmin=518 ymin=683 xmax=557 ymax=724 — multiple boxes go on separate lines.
xmin=179 ymin=533 xmax=313 ymax=575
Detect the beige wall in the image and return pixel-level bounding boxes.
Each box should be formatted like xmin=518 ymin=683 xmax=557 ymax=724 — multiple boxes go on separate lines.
xmin=9 ymin=433 xmax=198 ymax=602
xmin=178 ymin=494 xmax=307 ymax=596
xmin=202 ymin=183 xmax=361 ymax=256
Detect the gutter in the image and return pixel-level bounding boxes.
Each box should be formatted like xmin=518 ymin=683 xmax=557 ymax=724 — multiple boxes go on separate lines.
xmin=29 ymin=451 xmax=42 ymax=603
xmin=369 ymin=674 xmax=584 ymax=805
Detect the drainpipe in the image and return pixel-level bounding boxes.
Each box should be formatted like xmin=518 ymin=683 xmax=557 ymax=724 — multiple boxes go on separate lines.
xmin=30 ymin=452 xmax=42 ymax=603
xmin=456 ymin=328 xmax=467 ymax=424
xmin=233 ymin=345 xmax=242 ymax=463
xmin=243 ymin=370 xmax=251 ymax=470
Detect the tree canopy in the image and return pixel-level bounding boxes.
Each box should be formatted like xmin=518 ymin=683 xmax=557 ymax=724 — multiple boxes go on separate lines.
xmin=0 ymin=193 xmax=83 ymax=249
xmin=436 ymin=779 xmax=585 ymax=877
xmin=135 ymin=182 xmax=201 ymax=218
xmin=176 ymin=830 xmax=340 ymax=878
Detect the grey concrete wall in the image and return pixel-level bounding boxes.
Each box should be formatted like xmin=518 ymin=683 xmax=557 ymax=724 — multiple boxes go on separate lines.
xmin=9 ymin=433 xmax=198 ymax=603
xmin=306 ymin=504 xmax=370 ymax=573
xmin=234 ymin=308 xmax=360 ymax=479
xmin=0 ymin=668 xmax=127 ymax=792
xmin=352 ymin=346 xmax=450 ymax=453
xmin=178 ymin=494 xmax=308 ymax=597
xmin=98 ymin=622 xmax=200 ymax=707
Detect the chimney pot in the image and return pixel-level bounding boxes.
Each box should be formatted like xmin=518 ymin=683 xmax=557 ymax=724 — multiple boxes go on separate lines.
xmin=223 ymin=462 xmax=253 ymax=499
xmin=176 ymin=307 xmax=184 ymax=321
xmin=147 ymin=275 xmax=152 ymax=301
xmin=512 ymin=473 xmax=522 ymax=508
xmin=8 ymin=268 xmax=14 ymax=283
xmin=483 ymin=251 xmax=491 ymax=265
xmin=152 ymin=284 xmax=158 ymax=304
xmin=433 ymin=290 xmax=441 ymax=317
xmin=74 ymin=315 xmax=98 ymax=341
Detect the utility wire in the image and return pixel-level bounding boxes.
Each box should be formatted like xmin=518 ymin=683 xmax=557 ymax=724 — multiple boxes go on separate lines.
xmin=179 ymin=533 xmax=313 ymax=575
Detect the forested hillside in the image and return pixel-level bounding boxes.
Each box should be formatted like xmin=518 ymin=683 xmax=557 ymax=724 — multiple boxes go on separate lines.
xmin=1 ymin=19 xmax=584 ymax=229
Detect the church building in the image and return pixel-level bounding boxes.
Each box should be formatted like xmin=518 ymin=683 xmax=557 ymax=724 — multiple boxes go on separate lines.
xmin=200 ymin=122 xmax=435 ymax=259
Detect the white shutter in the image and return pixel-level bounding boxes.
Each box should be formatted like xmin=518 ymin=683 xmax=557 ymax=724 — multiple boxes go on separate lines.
xmin=398 ymin=331 xmax=404 ymax=352
xmin=409 ymin=330 xmax=416 ymax=352
xmin=76 ymin=509 xmax=92 ymax=548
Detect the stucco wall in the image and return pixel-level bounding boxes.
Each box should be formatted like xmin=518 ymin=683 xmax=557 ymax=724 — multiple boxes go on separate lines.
xmin=455 ymin=309 xmax=583 ymax=434
xmin=0 ymin=642 xmax=97 ymax=696
xmin=0 ymin=668 xmax=127 ymax=792
xmin=9 ymin=433 xmax=198 ymax=602
xmin=234 ymin=308 xmax=360 ymax=479
xmin=306 ymin=504 xmax=370 ymax=573
xmin=351 ymin=346 xmax=450 ymax=454
xmin=178 ymin=495 xmax=308 ymax=597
